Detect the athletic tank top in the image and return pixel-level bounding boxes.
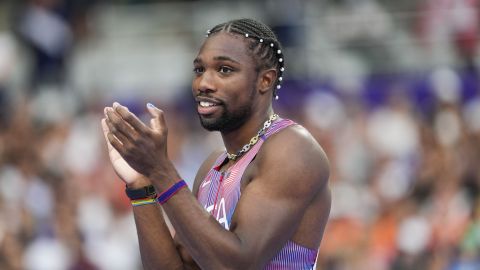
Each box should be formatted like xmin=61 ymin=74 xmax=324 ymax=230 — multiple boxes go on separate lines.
xmin=196 ymin=118 xmax=318 ymax=269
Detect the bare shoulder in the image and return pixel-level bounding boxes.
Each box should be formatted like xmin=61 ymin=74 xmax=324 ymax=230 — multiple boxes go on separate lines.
xmin=255 ymin=123 xmax=330 ymax=198
xmin=191 ymin=149 xmax=225 ymax=196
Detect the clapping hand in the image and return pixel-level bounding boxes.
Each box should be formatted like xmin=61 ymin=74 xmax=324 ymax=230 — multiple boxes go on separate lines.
xmin=102 ymin=102 xmax=171 ymax=188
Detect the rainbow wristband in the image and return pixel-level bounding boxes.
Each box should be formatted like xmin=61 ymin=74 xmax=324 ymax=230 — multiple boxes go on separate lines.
xmin=157 ymin=180 xmax=187 ymax=205
xmin=131 ymin=197 xmax=157 ymax=207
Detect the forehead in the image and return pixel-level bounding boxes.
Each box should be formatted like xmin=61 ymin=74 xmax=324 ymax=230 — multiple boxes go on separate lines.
xmin=195 ymin=32 xmax=252 ymax=64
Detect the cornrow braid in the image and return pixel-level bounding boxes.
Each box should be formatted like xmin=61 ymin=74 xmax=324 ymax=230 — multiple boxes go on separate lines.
xmin=206 ymin=18 xmax=285 ymax=100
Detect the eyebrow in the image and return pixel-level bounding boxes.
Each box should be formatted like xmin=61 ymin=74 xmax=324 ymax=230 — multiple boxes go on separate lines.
xmin=193 ymin=55 xmax=240 ymax=65
xmin=214 ymin=56 xmax=240 ymax=64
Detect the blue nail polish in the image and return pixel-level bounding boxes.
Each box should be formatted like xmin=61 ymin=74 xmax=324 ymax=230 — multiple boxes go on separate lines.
xmin=147 ymin=103 xmax=155 ymax=108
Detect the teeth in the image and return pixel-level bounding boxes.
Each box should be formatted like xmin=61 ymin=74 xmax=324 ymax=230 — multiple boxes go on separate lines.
xmin=200 ymin=101 xmax=215 ymax=107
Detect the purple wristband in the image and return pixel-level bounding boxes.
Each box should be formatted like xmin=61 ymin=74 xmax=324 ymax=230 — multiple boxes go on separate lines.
xmin=157 ymin=180 xmax=187 ymax=205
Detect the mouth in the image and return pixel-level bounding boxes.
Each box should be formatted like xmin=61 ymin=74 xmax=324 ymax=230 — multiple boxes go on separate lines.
xmin=199 ymin=101 xmax=217 ymax=107
xmin=196 ymin=97 xmax=223 ymax=116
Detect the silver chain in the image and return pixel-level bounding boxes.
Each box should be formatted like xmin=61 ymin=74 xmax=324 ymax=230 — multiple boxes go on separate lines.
xmin=226 ymin=114 xmax=278 ymax=161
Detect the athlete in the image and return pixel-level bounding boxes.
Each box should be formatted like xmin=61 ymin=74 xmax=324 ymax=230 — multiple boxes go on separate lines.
xmin=102 ymin=18 xmax=331 ymax=269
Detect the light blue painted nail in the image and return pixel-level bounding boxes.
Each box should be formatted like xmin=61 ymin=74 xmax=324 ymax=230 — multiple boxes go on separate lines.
xmin=147 ymin=103 xmax=155 ymax=108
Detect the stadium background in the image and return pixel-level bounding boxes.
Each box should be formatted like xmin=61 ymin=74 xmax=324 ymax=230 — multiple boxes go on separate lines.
xmin=0 ymin=0 xmax=479 ymax=269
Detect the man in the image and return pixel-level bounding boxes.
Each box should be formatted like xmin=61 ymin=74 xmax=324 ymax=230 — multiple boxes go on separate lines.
xmin=102 ymin=18 xmax=330 ymax=269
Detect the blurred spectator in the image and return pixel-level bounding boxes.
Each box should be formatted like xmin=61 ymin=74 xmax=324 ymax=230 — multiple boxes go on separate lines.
xmin=417 ymin=0 xmax=479 ymax=71
xmin=14 ymin=0 xmax=73 ymax=91
xmin=0 ymin=33 xmax=15 ymax=128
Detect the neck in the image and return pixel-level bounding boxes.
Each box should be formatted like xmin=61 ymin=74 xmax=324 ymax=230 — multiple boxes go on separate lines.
xmin=220 ymin=106 xmax=274 ymax=157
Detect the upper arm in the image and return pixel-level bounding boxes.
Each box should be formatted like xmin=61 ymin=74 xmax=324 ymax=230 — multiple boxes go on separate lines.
xmin=229 ymin=125 xmax=330 ymax=266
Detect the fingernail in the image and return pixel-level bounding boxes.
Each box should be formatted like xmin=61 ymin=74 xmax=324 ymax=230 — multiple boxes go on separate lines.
xmin=147 ymin=103 xmax=155 ymax=108
xmin=113 ymin=102 xmax=120 ymax=108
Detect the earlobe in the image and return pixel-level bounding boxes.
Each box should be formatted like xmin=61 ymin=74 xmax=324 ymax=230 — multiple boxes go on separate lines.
xmin=258 ymin=69 xmax=277 ymax=95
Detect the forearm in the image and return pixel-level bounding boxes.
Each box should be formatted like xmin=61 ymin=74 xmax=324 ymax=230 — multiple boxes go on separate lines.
xmin=149 ymin=166 xmax=252 ymax=269
xmin=133 ymin=203 xmax=185 ymax=270
xmin=160 ymin=190 xmax=252 ymax=269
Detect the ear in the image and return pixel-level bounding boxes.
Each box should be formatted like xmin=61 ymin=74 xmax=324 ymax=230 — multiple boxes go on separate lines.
xmin=257 ymin=68 xmax=277 ymax=95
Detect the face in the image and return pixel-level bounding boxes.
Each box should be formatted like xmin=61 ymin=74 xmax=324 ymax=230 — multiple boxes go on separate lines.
xmin=192 ymin=32 xmax=259 ymax=132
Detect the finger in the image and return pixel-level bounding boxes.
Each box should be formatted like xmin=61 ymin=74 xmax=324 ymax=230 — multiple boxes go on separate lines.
xmin=105 ymin=107 xmax=138 ymax=141
xmin=101 ymin=118 xmax=114 ymax=151
xmin=146 ymin=103 xmax=167 ymax=132
xmin=113 ymin=102 xmax=150 ymax=134
xmin=101 ymin=118 xmax=109 ymax=138
xmin=105 ymin=117 xmax=132 ymax=147
xmin=107 ymin=132 xmax=126 ymax=156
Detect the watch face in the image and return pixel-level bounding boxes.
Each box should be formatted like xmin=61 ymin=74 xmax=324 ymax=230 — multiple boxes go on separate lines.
xmin=146 ymin=185 xmax=156 ymax=195
xmin=126 ymin=185 xmax=157 ymax=200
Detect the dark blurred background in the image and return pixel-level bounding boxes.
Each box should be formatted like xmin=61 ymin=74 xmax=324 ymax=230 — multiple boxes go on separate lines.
xmin=0 ymin=0 xmax=479 ymax=269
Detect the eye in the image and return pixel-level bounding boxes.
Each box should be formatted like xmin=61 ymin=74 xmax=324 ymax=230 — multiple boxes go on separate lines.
xmin=193 ymin=66 xmax=204 ymax=74
xmin=218 ymin=66 xmax=233 ymax=74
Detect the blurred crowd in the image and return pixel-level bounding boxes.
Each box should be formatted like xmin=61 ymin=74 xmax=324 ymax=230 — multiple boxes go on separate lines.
xmin=306 ymin=69 xmax=480 ymax=269
xmin=0 ymin=0 xmax=479 ymax=270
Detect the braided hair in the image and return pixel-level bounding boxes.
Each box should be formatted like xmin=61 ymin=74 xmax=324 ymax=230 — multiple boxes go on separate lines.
xmin=206 ymin=18 xmax=285 ymax=100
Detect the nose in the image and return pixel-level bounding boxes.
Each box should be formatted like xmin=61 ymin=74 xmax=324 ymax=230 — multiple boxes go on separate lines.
xmin=194 ymin=70 xmax=216 ymax=94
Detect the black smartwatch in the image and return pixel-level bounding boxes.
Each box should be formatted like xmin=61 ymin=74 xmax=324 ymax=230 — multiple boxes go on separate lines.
xmin=125 ymin=185 xmax=157 ymax=200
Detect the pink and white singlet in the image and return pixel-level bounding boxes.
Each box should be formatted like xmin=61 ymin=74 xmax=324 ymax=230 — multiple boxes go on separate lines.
xmin=196 ymin=118 xmax=318 ymax=269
